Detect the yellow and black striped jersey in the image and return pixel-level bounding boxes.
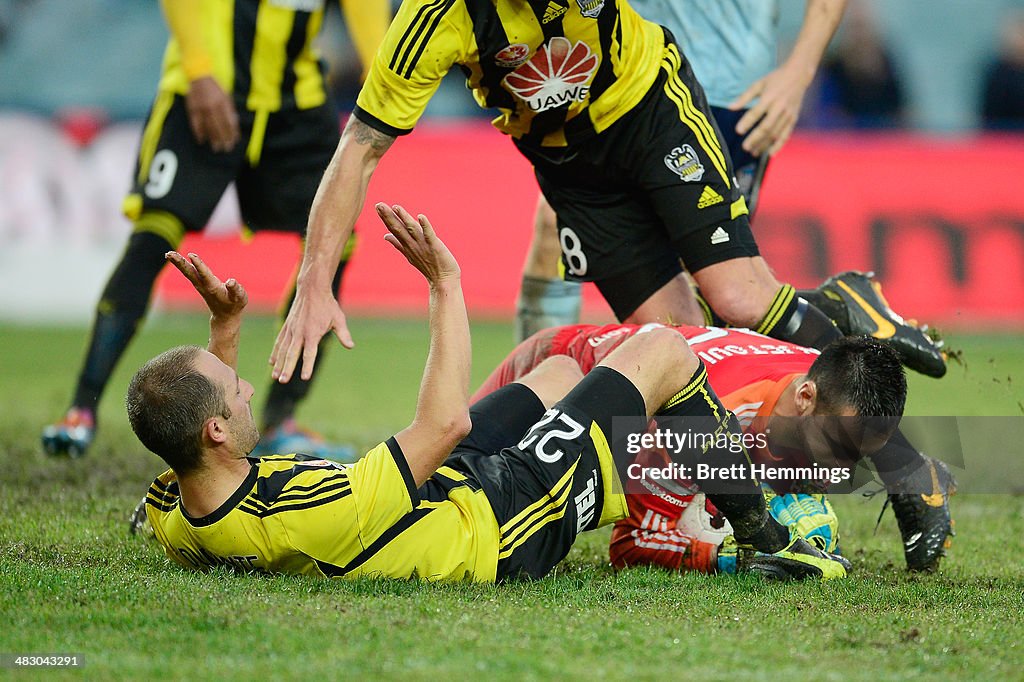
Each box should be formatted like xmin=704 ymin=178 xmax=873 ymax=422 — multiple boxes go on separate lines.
xmin=158 ymin=0 xmax=388 ymax=112
xmin=145 ymin=438 xmax=503 ymax=581
xmin=355 ymin=0 xmax=665 ymax=147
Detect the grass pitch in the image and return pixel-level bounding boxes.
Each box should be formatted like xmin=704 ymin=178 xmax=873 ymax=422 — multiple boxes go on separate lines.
xmin=2 ymin=316 xmax=1023 ymax=679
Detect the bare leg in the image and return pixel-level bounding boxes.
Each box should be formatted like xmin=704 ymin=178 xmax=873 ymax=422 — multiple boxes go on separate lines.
xmin=521 ymin=196 xmax=562 ymax=279
xmin=515 ymin=195 xmax=582 ymax=342
xmin=593 ymin=328 xmax=789 ymax=552
xmin=690 ymin=256 xmax=780 ymax=328
xmin=623 ymin=272 xmax=707 ymax=327
xmin=592 ymin=326 xmax=700 ymax=411
xmin=513 ymin=355 xmax=584 ymax=408
xmin=694 ymin=256 xmax=841 ymax=349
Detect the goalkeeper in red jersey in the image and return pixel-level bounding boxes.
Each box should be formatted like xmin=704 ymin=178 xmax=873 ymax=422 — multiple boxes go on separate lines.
xmin=474 ymin=323 xmax=956 ymax=573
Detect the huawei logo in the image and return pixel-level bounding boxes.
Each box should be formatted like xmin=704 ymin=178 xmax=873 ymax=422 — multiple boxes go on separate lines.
xmin=502 ymin=37 xmax=599 ymax=113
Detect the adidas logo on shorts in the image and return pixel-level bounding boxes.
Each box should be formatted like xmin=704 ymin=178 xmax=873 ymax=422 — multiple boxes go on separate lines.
xmin=698 ymin=186 xmax=724 ymax=209
xmin=710 ymin=226 xmax=730 ymax=245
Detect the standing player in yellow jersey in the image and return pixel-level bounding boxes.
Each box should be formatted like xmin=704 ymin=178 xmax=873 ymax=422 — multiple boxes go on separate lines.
xmin=514 ymin=0 xmax=945 ymax=380
xmin=130 ymin=204 xmax=849 ymax=582
xmin=496 ymin=0 xmax=953 ymax=570
xmin=42 ymin=0 xmax=390 ymax=460
xmin=270 ymin=0 xmax=863 ymax=387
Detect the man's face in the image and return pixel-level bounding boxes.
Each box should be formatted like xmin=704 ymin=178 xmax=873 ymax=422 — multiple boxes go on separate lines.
xmin=769 ymin=397 xmax=894 ymax=465
xmin=194 ymin=351 xmax=260 ymax=456
xmin=801 ymin=404 xmax=896 ymax=463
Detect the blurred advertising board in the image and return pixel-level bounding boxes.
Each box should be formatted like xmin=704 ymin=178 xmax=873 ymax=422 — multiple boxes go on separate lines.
xmin=2 ymin=116 xmax=1022 ymax=327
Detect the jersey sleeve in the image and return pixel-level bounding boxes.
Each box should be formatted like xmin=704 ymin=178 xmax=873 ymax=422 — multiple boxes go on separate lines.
xmin=339 ymin=0 xmax=392 ymax=80
xmin=353 ymin=0 xmax=467 ymax=135
xmin=159 ymin=0 xmax=213 ymax=80
xmin=608 ymin=494 xmax=718 ymax=573
xmin=145 ymin=469 xmax=182 ymax=558
xmin=609 ymin=496 xmax=686 ymax=571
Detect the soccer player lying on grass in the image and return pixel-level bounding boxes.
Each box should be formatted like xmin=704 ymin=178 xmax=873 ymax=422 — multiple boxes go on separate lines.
xmin=127 ymin=204 xmax=849 ymax=582
xmin=473 ymin=323 xmax=956 ymax=573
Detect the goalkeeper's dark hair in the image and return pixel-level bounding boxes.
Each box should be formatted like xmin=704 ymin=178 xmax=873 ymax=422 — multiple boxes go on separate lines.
xmin=807 ymin=335 xmax=907 ymax=418
xmin=126 ymin=345 xmax=231 ymax=475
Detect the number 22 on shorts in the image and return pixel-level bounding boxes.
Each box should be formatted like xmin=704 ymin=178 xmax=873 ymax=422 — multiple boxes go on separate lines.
xmin=517 ymin=408 xmax=585 ymax=463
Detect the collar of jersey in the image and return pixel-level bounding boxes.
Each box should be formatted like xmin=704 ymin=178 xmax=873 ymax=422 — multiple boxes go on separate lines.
xmin=756 ymin=372 xmax=802 ymax=422
xmin=181 ymin=463 xmax=259 ymax=528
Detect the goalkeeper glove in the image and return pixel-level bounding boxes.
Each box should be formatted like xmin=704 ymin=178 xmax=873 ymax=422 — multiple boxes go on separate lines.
xmin=763 ymin=486 xmax=839 ymax=553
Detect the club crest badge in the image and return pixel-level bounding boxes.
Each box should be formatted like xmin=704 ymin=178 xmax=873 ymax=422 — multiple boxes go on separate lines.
xmin=664 ymin=144 xmax=705 ymax=182
xmin=576 ymin=0 xmax=605 ymax=18
xmin=495 ymin=43 xmax=531 ymax=68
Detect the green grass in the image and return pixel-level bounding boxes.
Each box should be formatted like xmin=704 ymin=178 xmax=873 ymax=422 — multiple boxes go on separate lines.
xmin=2 ymin=317 xmax=1023 ymax=679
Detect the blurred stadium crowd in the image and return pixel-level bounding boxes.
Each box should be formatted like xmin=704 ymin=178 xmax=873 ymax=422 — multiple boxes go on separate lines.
xmin=4 ymin=0 xmax=1024 ymax=128
xmin=1 ymin=0 xmax=1024 ymax=322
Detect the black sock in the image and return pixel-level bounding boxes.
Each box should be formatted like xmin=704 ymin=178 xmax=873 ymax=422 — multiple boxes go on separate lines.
xmin=72 ymin=231 xmax=173 ymax=410
xmin=261 ymin=257 xmax=348 ymax=431
xmin=656 ymin=362 xmax=789 ymax=552
xmin=866 ymin=428 xmax=927 ymax=491
xmin=757 ymin=285 xmax=843 ymax=351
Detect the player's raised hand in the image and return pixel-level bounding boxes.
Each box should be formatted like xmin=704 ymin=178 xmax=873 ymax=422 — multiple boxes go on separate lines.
xmin=376 ymin=203 xmax=460 ymax=286
xmin=166 ymin=251 xmax=248 ymax=319
xmin=185 ymin=76 xmax=240 ymax=153
xmin=269 ymin=279 xmax=352 ymax=384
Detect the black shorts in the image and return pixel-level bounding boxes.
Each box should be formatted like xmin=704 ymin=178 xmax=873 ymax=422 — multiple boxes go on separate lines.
xmin=517 ymin=37 xmax=759 ymax=319
xmin=444 ymin=369 xmax=644 ymax=581
xmin=125 ymin=92 xmax=339 ymax=234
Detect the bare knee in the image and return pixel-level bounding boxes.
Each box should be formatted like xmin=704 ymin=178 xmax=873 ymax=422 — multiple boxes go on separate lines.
xmin=539 ymin=354 xmax=584 ymax=382
xmin=693 ymin=259 xmax=781 ymax=328
xmin=597 ymin=328 xmax=700 ymax=411
xmin=515 ymin=355 xmax=583 ymax=408
xmin=702 ymin=288 xmax=772 ymax=327
xmin=633 ymin=327 xmax=700 ymax=384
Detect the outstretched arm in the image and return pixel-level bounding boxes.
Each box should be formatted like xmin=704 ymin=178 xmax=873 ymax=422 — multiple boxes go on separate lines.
xmin=730 ymin=0 xmax=847 ymax=157
xmin=376 ymin=204 xmax=471 ymax=486
xmin=166 ymin=252 xmax=248 ymax=370
xmin=269 ymin=116 xmax=396 ymax=383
